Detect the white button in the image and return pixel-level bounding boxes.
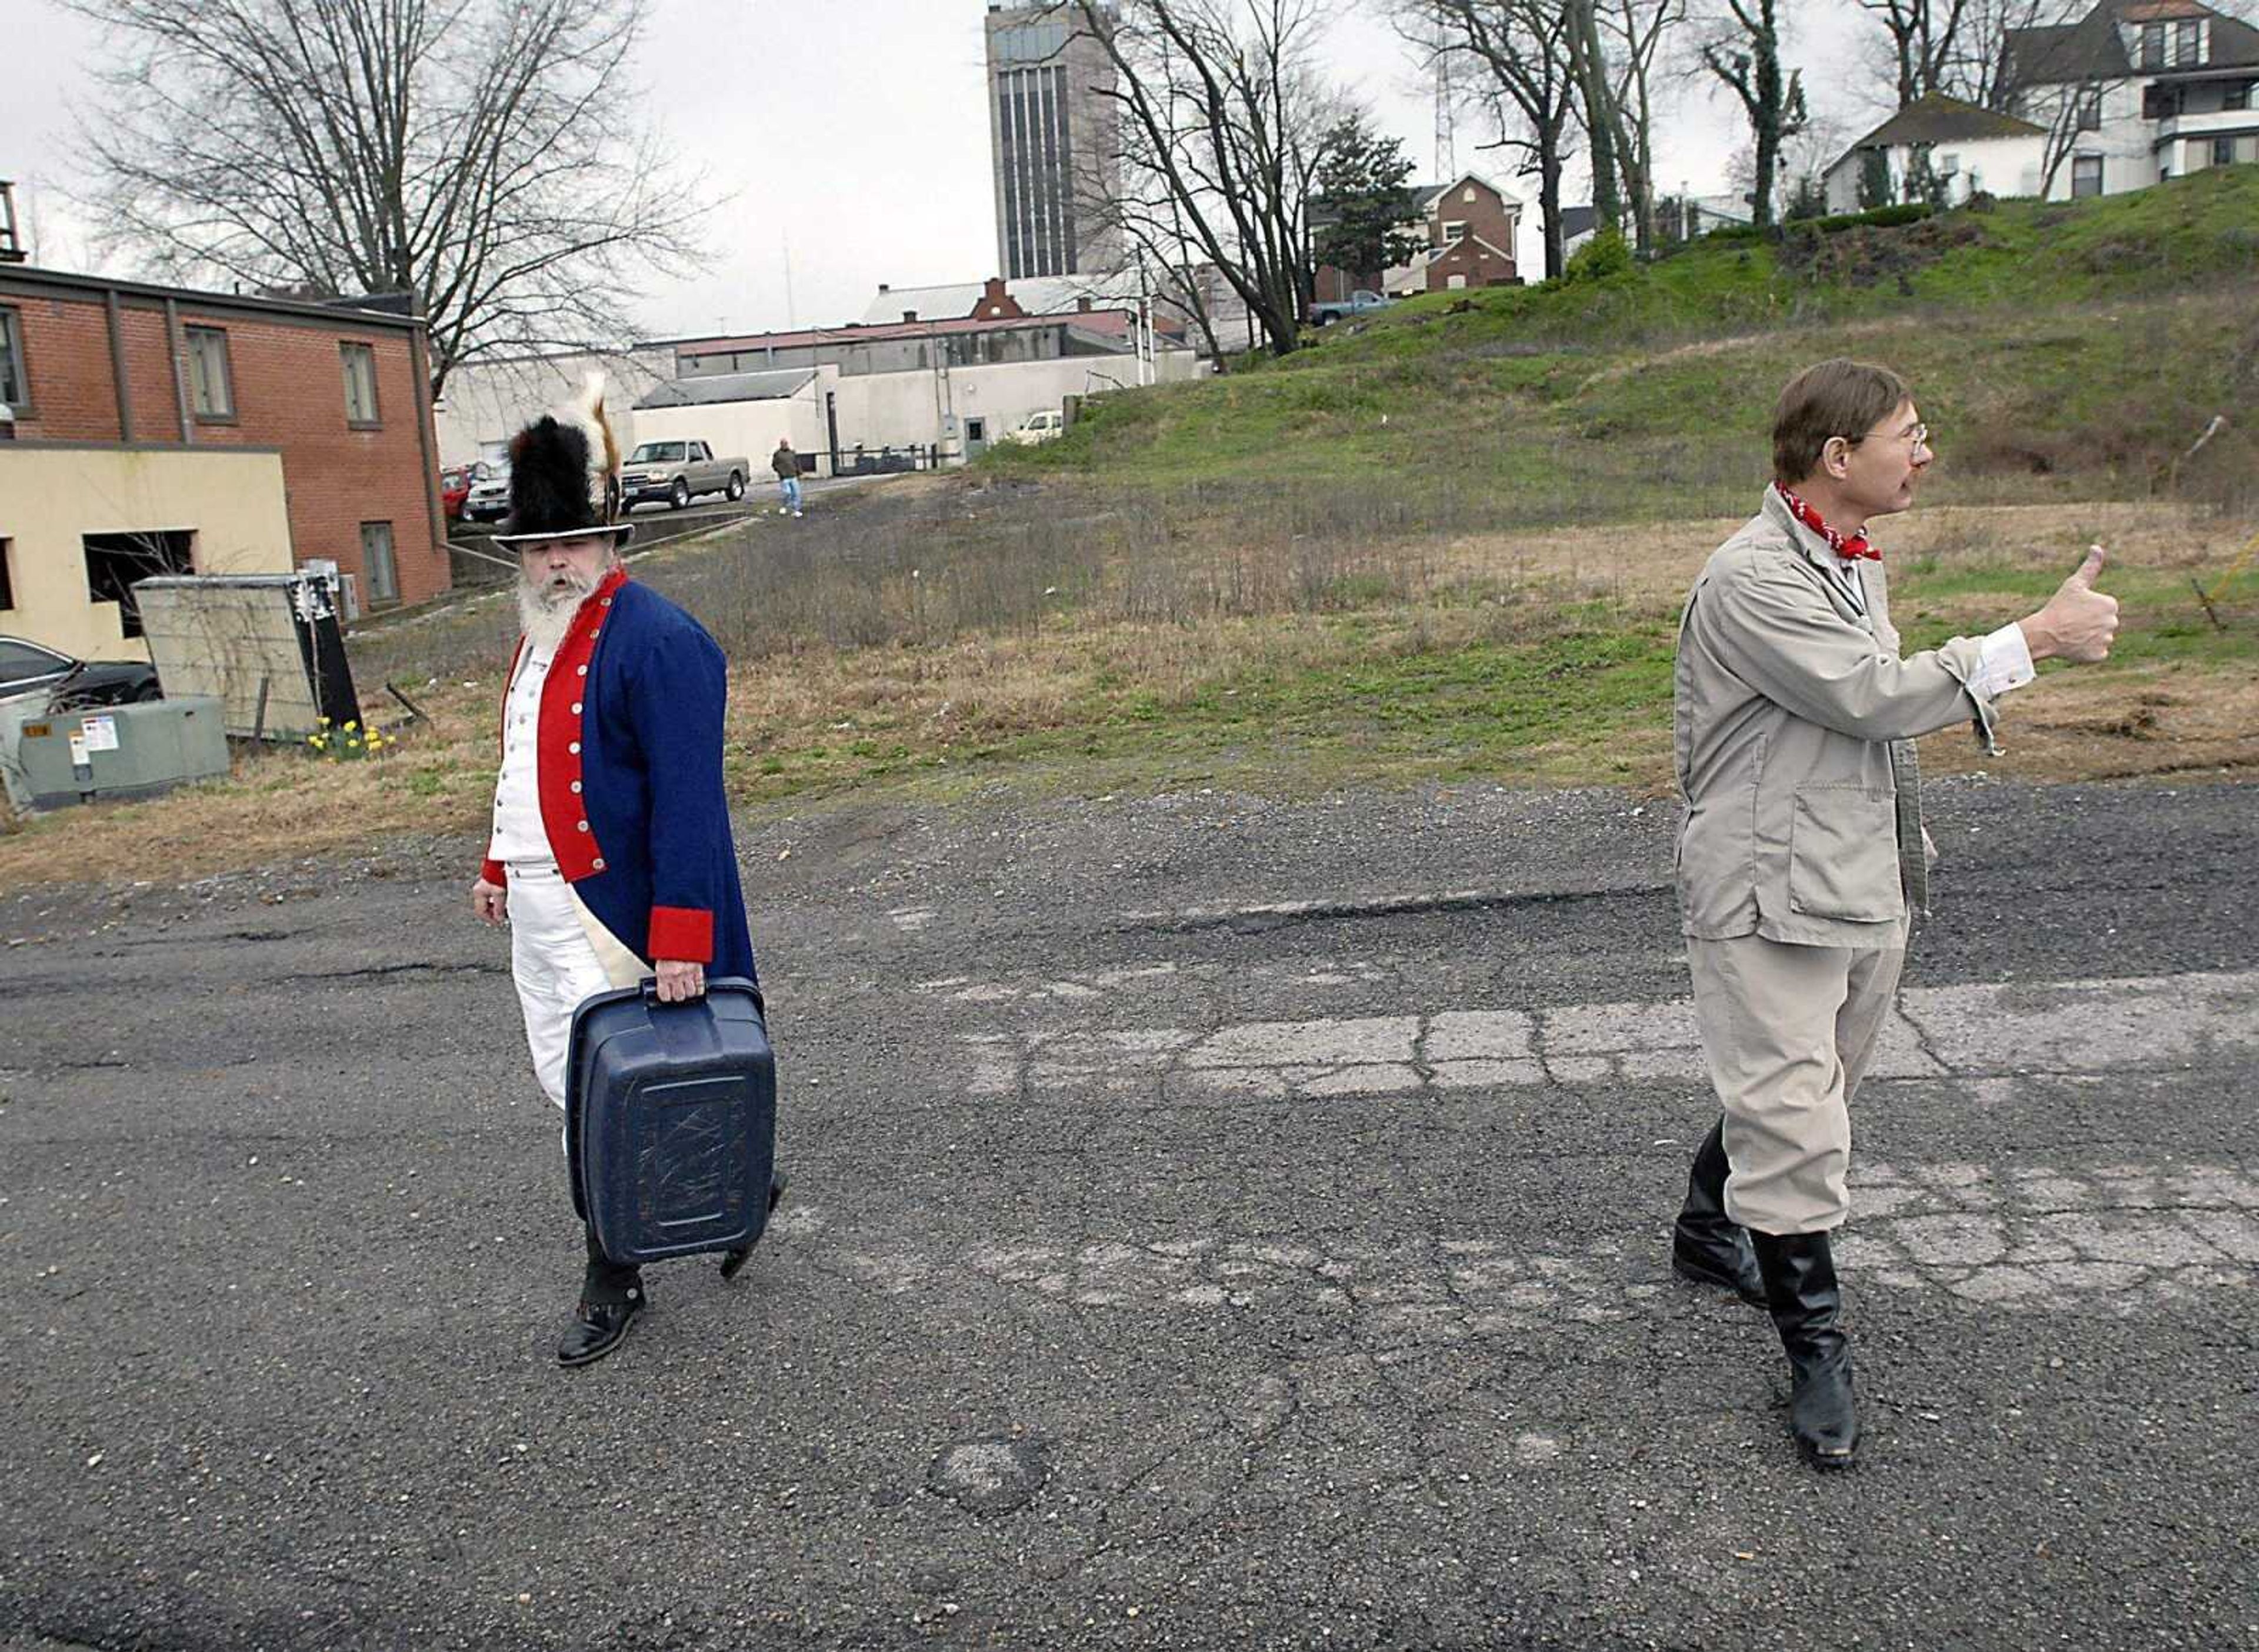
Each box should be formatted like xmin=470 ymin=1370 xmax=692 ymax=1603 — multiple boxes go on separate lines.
xmin=600 ymin=597 xmax=612 ymax=608
xmin=592 ymin=857 xmax=606 ymax=871
xmin=568 ymin=741 xmax=581 ymax=754
xmin=577 ymin=665 xmax=587 ymax=677
xmin=576 ymin=820 xmax=589 ymax=832
xmin=570 ymin=781 xmax=582 ymax=794
xmin=571 ymin=702 xmax=582 ymax=714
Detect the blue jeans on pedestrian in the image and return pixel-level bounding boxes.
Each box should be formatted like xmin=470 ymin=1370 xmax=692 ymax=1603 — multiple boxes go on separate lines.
xmin=779 ymin=475 xmax=802 ymax=512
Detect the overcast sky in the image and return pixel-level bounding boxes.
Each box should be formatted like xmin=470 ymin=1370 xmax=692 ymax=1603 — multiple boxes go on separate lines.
xmin=2 ymin=0 xmax=1880 ymax=341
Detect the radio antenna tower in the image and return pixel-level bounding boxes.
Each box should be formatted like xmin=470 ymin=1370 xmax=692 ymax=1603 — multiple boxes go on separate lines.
xmin=1432 ymin=36 xmax=1458 ymax=181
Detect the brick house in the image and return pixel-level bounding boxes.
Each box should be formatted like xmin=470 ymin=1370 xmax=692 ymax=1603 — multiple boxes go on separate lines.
xmin=0 ymin=265 xmax=447 ymax=621
xmin=1311 ymin=171 xmax=1522 ymax=303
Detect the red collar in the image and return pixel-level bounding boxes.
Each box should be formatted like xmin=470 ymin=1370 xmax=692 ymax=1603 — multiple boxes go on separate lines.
xmin=1775 ymin=484 xmax=1878 ymax=562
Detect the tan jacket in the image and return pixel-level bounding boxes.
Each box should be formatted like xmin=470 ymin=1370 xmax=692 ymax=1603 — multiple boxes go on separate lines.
xmin=1674 ymin=489 xmax=2003 ymax=945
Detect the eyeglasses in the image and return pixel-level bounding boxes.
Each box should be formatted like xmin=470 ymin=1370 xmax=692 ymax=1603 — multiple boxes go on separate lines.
xmin=1845 ymin=423 xmax=1932 ymax=453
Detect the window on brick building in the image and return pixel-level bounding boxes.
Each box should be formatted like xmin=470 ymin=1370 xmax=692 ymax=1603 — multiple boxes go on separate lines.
xmin=185 ymin=327 xmax=235 ymax=419
xmin=0 ymin=306 xmax=27 ymax=409
xmin=361 ymin=522 xmax=399 ymax=605
xmin=341 ymin=342 xmax=382 ymax=425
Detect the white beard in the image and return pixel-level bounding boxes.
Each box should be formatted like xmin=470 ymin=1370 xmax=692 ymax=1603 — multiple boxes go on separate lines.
xmin=515 ymin=568 xmax=597 ymax=654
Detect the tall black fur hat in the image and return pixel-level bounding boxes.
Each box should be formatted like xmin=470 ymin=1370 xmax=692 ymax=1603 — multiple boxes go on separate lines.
xmin=495 ymin=374 xmax=632 ymax=547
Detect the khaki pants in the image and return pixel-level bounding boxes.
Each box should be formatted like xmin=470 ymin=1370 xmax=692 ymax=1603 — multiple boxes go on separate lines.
xmin=1686 ymin=933 xmax=1906 ymax=1235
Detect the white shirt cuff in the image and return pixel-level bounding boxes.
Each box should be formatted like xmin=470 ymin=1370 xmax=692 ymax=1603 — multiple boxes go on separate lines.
xmin=1973 ymin=623 xmax=2037 ymax=700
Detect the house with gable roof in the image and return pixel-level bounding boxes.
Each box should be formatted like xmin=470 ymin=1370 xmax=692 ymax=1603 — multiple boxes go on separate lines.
xmin=2001 ymin=0 xmax=2259 ymax=198
xmin=1821 ymin=94 xmax=2049 ymax=211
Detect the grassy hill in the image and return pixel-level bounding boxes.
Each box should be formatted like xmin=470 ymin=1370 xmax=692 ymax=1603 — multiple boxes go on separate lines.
xmin=992 ymin=169 xmax=2259 ymax=521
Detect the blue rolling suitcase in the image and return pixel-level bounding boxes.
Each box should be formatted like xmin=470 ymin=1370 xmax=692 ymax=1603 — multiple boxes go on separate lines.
xmin=565 ymin=978 xmax=777 ymax=1266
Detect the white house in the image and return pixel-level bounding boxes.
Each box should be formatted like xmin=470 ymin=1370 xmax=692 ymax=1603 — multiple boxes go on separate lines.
xmin=1822 ymin=95 xmax=2049 ymax=212
xmin=2003 ymin=0 xmax=2259 ymax=199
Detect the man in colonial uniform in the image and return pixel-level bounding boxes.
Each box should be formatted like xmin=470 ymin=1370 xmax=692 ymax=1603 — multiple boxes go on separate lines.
xmin=1667 ymin=359 xmax=2120 ymax=1467
xmin=470 ymin=378 xmax=777 ymax=1367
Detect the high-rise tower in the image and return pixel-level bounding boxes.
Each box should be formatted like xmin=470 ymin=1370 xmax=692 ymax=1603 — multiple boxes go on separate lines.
xmin=985 ymin=4 xmax=1120 ymax=279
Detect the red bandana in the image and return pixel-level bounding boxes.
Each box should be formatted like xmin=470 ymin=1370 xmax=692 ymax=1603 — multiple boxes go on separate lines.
xmin=1775 ymin=483 xmax=1879 ymax=561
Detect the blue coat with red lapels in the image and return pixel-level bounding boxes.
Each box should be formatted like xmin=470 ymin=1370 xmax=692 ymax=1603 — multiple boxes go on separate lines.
xmin=479 ymin=567 xmax=758 ymax=985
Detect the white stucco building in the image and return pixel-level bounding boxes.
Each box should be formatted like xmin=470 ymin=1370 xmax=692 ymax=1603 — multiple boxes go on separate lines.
xmin=1822 ymin=95 xmax=2049 ymax=211
xmin=2003 ymin=0 xmax=2259 ymax=199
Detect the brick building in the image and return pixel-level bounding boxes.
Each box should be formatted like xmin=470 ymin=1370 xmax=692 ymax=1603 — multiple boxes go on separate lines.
xmin=1311 ymin=172 xmax=1524 ymax=304
xmin=0 ymin=266 xmax=447 ymax=623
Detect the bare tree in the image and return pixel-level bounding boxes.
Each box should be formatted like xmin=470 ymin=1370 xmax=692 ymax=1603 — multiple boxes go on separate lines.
xmin=1600 ymin=0 xmax=1685 ymax=250
xmin=1857 ymin=0 xmax=1974 ymax=109
xmin=1397 ymin=1 xmax=1580 ymax=278
xmin=2033 ymin=75 xmax=2117 ymax=196
xmin=1949 ymin=0 xmax=2085 ymax=111
xmin=1697 ymin=0 xmax=1808 ymax=231
xmin=1564 ymin=0 xmax=1627 ymax=232
xmin=1065 ymin=0 xmax=1348 ymax=358
xmin=68 ymin=0 xmax=709 ymax=398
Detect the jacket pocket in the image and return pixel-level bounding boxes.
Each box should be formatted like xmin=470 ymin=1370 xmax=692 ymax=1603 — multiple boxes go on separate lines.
xmin=1788 ymin=785 xmax=1904 ymax=922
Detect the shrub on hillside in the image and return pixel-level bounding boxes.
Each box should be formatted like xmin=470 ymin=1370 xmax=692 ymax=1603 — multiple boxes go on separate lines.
xmin=1561 ymin=228 xmax=1634 ymax=285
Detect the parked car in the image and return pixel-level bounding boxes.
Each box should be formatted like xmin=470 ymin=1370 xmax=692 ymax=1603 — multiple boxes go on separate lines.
xmin=0 ymin=634 xmax=162 ymax=709
xmin=1000 ymin=409 xmax=1066 ymax=446
xmin=620 ymin=440 xmax=749 ymax=510
xmin=438 ymin=466 xmax=473 ymax=521
xmin=1311 ymin=289 xmax=1396 ymax=326
xmin=463 ymin=465 xmax=512 ymax=523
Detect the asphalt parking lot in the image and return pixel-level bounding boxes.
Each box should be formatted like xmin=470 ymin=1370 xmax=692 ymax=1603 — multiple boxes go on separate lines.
xmin=1 ymin=775 xmax=2254 ymax=1651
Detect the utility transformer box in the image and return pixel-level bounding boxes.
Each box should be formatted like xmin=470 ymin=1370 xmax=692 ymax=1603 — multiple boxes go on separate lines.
xmin=15 ymin=698 xmax=231 ymax=810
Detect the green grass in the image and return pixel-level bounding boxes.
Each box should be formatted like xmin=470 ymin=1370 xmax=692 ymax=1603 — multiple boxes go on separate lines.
xmin=988 ymin=171 xmax=2259 ymax=509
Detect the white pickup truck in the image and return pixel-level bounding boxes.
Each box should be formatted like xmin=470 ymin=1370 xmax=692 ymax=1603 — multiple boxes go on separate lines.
xmin=999 ymin=409 xmax=1066 ymax=446
xmin=620 ymin=439 xmax=750 ymax=510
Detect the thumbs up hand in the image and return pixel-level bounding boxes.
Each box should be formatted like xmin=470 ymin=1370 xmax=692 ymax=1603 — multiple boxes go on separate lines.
xmin=2020 ymin=544 xmax=2121 ymax=665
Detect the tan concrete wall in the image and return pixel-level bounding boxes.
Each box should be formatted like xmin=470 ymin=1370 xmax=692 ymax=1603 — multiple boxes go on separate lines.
xmin=0 ymin=445 xmax=294 ymax=661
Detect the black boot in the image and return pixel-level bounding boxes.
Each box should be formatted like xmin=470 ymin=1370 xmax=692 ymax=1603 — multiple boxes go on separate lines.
xmin=1750 ymin=1229 xmax=1858 ymax=1470
xmin=1671 ymin=1120 xmax=1765 ymax=1306
xmin=558 ymin=1230 xmax=644 ymax=1367
xmin=719 ymin=1172 xmax=790 ymax=1281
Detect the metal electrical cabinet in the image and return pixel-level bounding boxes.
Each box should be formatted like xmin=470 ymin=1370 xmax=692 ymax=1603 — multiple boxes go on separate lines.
xmin=14 ymin=698 xmax=231 ymax=809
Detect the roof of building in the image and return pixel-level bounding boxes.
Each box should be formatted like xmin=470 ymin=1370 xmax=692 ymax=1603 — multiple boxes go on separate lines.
xmin=1824 ymin=93 xmax=2047 ymax=177
xmin=857 ymin=271 xmax=1141 ymax=325
xmin=1419 ymin=172 xmax=1521 ymax=210
xmin=635 ymin=369 xmax=818 ymax=409
xmin=2004 ymin=1 xmax=2259 ymax=86
xmin=1845 ymin=93 xmax=2045 ymax=153
xmin=1425 ymin=231 xmax=1515 ymax=266
xmin=0 ymin=262 xmax=424 ymax=330
xmin=662 ymin=304 xmax=1178 ymax=359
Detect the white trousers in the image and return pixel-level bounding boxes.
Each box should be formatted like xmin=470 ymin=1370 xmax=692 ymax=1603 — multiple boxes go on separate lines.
xmin=506 ymin=862 xmax=641 ymax=1111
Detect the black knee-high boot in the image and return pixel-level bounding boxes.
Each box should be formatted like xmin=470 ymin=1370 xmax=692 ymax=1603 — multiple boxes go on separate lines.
xmin=557 ymin=1227 xmax=644 ymax=1368
xmin=1749 ymin=1228 xmax=1858 ymax=1470
xmin=1671 ymin=1118 xmax=1765 ymax=1305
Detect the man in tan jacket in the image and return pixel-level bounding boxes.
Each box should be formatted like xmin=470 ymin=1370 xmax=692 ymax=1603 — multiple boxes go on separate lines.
xmin=1670 ymin=359 xmax=2120 ymax=1469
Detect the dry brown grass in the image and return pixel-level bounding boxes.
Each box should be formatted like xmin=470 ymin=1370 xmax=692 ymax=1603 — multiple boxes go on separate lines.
xmin=1 ymin=497 xmax=2251 ymax=895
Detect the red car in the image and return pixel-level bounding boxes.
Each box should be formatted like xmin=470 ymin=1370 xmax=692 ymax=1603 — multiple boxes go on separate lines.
xmin=439 ymin=466 xmax=472 ymax=521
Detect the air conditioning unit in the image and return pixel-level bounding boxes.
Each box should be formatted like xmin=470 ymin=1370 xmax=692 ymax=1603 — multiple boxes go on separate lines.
xmin=14 ymin=697 xmax=231 ymax=810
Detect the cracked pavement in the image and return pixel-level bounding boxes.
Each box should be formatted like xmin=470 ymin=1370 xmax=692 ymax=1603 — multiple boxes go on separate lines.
xmin=1 ymin=776 xmax=2255 ymax=1651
